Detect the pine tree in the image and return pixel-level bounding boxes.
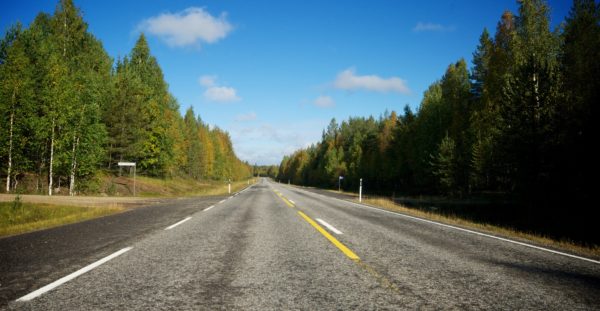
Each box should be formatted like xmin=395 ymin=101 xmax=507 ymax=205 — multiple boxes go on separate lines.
xmin=559 ymin=0 xmax=599 ymax=201
xmin=431 ymin=134 xmax=458 ymax=195
xmin=471 ymin=28 xmax=493 ymax=100
xmin=497 ymin=0 xmax=561 ymax=196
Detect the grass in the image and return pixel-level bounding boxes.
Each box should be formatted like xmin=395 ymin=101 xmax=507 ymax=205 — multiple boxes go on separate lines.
xmin=0 ymin=200 xmax=125 ymax=238
xmin=119 ymin=176 xmax=255 ymax=197
xmin=359 ymin=197 xmax=600 ymax=260
xmin=0 ymin=177 xmax=256 ymax=238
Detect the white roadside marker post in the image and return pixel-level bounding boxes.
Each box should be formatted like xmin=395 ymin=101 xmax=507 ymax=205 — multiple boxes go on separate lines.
xmin=228 ymin=179 xmax=231 ymax=194
xmin=359 ymin=178 xmax=363 ymax=203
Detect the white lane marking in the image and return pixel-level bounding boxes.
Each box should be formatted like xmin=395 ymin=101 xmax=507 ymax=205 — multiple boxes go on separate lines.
xmin=204 ymin=205 xmax=214 ymax=212
xmin=219 ymin=200 xmax=226 ymax=204
xmin=289 ymin=199 xmax=295 ymax=205
xmin=316 ymin=218 xmax=343 ymax=235
xmin=304 ymin=190 xmax=600 ymax=265
xmin=165 ymin=217 xmax=192 ymax=230
xmin=17 ymin=247 xmax=133 ymax=302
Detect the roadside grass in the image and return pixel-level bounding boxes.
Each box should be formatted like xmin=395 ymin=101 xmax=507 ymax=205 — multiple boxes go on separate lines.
xmin=0 ymin=177 xmax=255 ymax=238
xmin=0 ymin=201 xmax=125 ymax=238
xmin=360 ymin=197 xmax=600 ymax=260
xmin=193 ymin=180 xmax=254 ymax=196
xmin=115 ymin=176 xmax=255 ymax=197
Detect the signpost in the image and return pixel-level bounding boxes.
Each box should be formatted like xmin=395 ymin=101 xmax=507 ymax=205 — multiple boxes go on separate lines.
xmin=118 ymin=162 xmax=136 ymax=196
xmin=338 ymin=176 xmax=344 ymax=192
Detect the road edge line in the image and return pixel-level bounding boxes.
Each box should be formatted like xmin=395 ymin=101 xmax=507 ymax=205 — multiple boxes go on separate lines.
xmin=317 ymin=192 xmax=600 ymax=265
xmin=16 ymin=247 xmax=133 ymax=302
xmin=165 ymin=217 xmax=192 ymax=230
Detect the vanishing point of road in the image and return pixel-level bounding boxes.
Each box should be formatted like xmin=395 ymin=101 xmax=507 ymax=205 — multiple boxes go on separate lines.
xmin=1 ymin=178 xmax=599 ymax=310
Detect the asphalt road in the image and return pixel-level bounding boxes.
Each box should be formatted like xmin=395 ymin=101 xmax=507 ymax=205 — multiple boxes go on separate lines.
xmin=3 ymin=178 xmax=600 ymax=310
xmin=0 ymin=195 xmax=227 ymax=307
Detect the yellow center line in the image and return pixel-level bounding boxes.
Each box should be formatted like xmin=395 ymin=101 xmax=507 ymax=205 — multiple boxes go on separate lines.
xmin=274 ymin=191 xmax=397 ymax=292
xmin=273 ymin=190 xmax=295 ymax=207
xmin=281 ymin=196 xmax=295 ymax=208
xmin=275 ymin=190 xmax=398 ymax=292
xmin=297 ymin=211 xmax=360 ymax=261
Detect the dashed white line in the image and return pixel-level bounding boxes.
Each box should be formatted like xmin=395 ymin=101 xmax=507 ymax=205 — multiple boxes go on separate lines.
xmin=165 ymin=217 xmax=192 ymax=230
xmin=204 ymin=205 xmax=214 ymax=212
xmin=219 ymin=199 xmax=226 ymax=204
xmin=289 ymin=199 xmax=295 ymax=205
xmin=16 ymin=247 xmax=133 ymax=302
xmin=316 ymin=218 xmax=343 ymax=235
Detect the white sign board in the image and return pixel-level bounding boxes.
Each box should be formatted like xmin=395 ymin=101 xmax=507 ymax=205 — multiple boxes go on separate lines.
xmin=117 ymin=162 xmax=137 ymax=196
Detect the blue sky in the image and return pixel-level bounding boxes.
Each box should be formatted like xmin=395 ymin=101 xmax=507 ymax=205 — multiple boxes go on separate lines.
xmin=1 ymin=0 xmax=570 ymax=165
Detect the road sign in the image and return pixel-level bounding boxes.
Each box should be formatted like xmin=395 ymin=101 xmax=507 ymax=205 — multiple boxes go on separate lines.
xmin=117 ymin=162 xmax=136 ymax=167
xmin=117 ymin=162 xmax=136 ymax=196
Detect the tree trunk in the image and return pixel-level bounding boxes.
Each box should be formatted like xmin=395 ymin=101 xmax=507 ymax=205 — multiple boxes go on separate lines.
xmin=48 ymin=118 xmax=55 ymax=196
xmin=69 ymin=105 xmax=85 ymax=196
xmin=69 ymin=136 xmax=80 ymax=196
xmin=6 ymin=100 xmax=14 ymax=193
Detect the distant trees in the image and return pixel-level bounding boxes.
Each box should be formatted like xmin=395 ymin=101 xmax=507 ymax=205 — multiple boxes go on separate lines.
xmin=278 ymin=0 xmax=598 ymax=210
xmin=0 ymin=0 xmax=250 ymax=195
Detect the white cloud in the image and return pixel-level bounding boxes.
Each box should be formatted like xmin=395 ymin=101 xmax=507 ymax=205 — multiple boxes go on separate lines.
xmin=412 ymin=22 xmax=455 ymax=32
xmin=199 ymin=75 xmax=241 ymax=103
xmin=138 ymin=7 xmax=232 ymax=47
xmin=235 ymin=112 xmax=257 ymax=122
xmin=229 ymin=120 xmax=325 ymax=165
xmin=204 ymin=86 xmax=240 ymax=102
xmin=333 ymin=68 xmax=410 ymax=94
xmin=314 ymin=95 xmax=335 ymax=108
xmin=199 ymin=75 xmax=216 ymax=87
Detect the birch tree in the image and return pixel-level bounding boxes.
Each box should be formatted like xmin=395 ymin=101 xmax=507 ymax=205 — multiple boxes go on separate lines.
xmin=0 ymin=26 xmax=33 ymax=192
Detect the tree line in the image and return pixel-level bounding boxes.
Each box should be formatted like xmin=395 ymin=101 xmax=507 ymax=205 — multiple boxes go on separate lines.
xmin=278 ymin=0 xmax=598 ymax=211
xmin=0 ymin=0 xmax=251 ymax=195
xmin=253 ymin=165 xmax=279 ymax=178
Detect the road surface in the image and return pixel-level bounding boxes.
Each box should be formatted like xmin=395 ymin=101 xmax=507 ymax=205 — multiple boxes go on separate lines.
xmin=2 ymin=178 xmax=599 ymax=310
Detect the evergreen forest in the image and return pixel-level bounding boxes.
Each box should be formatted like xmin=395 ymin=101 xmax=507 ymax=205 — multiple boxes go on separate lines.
xmin=277 ymin=0 xmax=598 ymax=242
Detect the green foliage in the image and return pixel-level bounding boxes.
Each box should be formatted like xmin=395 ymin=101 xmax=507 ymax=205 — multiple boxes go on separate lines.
xmin=278 ymin=0 xmax=597 ymax=211
xmin=431 ymin=134 xmax=458 ymax=194
xmin=557 ymin=0 xmax=599 ymax=201
xmin=253 ymin=165 xmax=279 ymax=178
xmin=0 ymin=0 xmax=251 ymax=195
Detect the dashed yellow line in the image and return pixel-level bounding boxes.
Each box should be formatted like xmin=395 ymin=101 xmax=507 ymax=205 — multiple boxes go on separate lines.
xmin=273 ymin=189 xmax=295 ymax=208
xmin=280 ymin=196 xmax=295 ymax=208
xmin=273 ymin=189 xmax=359 ymax=260
xmin=273 ymin=188 xmax=397 ymax=292
xmin=297 ymin=211 xmax=360 ymax=261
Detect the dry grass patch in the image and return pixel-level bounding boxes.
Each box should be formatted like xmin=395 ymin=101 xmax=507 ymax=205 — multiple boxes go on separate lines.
xmin=0 ymin=200 xmax=125 ymax=238
xmin=360 ymin=197 xmax=600 ymax=260
xmin=112 ymin=176 xmax=255 ymax=197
